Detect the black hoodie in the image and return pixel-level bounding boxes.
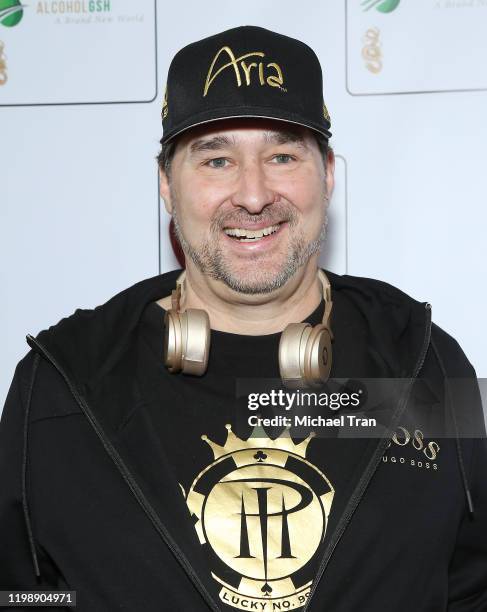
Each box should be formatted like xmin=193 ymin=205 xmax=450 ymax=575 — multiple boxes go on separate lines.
xmin=1 ymin=268 xmax=486 ymax=611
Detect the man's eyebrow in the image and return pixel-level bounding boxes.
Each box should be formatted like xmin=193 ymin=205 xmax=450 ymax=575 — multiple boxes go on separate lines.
xmin=189 ymin=135 xmax=236 ymax=155
xmin=263 ymin=130 xmax=308 ymax=148
xmin=188 ymin=130 xmax=308 ymax=155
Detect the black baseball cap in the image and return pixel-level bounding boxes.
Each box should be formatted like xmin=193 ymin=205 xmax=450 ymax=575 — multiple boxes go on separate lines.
xmin=160 ymin=25 xmax=332 ymax=144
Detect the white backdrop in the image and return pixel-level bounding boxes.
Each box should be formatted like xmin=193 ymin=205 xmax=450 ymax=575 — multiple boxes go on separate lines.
xmin=2 ymin=0 xmax=486 ymax=412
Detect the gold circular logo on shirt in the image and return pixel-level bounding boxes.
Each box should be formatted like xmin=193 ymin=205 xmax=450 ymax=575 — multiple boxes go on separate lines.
xmin=186 ymin=425 xmax=334 ymax=610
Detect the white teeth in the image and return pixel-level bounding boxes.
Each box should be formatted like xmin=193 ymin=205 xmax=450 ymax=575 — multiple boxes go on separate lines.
xmin=224 ymin=224 xmax=280 ymax=240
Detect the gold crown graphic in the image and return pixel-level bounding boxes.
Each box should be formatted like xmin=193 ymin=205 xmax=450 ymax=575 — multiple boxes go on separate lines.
xmin=202 ymin=423 xmax=315 ymax=460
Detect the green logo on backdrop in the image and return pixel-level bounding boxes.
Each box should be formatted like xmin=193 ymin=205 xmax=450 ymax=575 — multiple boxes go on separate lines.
xmin=0 ymin=0 xmax=23 ymax=27
xmin=361 ymin=0 xmax=400 ymax=13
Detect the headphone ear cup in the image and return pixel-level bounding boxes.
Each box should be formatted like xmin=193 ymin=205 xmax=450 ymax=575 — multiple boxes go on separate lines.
xmin=279 ymin=322 xmax=332 ymax=388
xmin=179 ymin=308 xmax=210 ymax=376
xmin=303 ymin=324 xmax=332 ymax=386
xmin=164 ymin=309 xmax=183 ymax=373
xmin=279 ymin=322 xmax=313 ymax=389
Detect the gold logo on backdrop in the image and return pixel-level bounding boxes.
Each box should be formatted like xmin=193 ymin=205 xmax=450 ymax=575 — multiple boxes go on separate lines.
xmin=362 ymin=27 xmax=382 ymax=74
xmin=203 ymin=46 xmax=286 ymax=97
xmin=186 ymin=424 xmax=334 ymax=610
xmin=0 ymin=40 xmax=7 ymax=86
xmin=161 ymin=85 xmax=168 ymax=119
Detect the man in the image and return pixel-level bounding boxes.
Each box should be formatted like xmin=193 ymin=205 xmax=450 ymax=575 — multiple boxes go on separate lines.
xmin=1 ymin=25 xmax=486 ymax=612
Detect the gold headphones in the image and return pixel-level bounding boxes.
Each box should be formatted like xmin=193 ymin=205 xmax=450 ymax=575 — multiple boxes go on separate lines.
xmin=163 ymin=269 xmax=333 ymax=388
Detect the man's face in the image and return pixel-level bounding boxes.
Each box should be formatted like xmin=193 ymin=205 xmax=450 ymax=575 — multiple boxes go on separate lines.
xmin=160 ymin=118 xmax=335 ymax=294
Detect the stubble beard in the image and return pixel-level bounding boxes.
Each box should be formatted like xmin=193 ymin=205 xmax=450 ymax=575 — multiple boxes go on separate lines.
xmin=170 ymin=187 xmax=328 ymax=295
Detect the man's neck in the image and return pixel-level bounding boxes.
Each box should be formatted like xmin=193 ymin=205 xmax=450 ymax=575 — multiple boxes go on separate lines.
xmin=157 ymin=259 xmax=323 ymax=336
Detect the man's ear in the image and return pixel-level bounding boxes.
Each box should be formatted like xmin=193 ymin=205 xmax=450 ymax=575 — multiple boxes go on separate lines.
xmin=159 ymin=168 xmax=173 ymax=214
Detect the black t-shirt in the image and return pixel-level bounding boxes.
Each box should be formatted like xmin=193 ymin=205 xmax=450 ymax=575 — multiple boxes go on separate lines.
xmin=135 ymin=294 xmax=389 ymax=611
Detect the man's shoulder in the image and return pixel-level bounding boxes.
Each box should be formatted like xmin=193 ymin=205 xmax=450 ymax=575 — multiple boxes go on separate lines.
xmin=429 ymin=320 xmax=476 ymax=377
xmin=323 ymin=268 xmax=423 ymax=308
xmin=20 ymin=269 xmax=183 ymax=403
xmin=35 ymin=269 xmax=182 ymax=336
xmin=13 ymin=348 xmax=81 ymax=416
xmin=323 ymin=269 xmax=477 ymax=377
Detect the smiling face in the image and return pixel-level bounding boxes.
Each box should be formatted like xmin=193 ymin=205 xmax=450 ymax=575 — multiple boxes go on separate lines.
xmin=159 ymin=118 xmax=335 ymax=294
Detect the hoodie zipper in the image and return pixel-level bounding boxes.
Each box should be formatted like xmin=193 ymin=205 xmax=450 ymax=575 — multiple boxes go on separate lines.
xmin=25 ymin=334 xmax=221 ymax=612
xmin=302 ymin=302 xmax=432 ymax=612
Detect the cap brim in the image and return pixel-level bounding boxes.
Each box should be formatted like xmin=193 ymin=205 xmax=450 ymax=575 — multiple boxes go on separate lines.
xmin=161 ymin=107 xmax=332 ymax=144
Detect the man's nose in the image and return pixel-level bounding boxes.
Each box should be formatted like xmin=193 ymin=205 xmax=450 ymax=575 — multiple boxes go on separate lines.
xmin=230 ymin=162 xmax=276 ymax=213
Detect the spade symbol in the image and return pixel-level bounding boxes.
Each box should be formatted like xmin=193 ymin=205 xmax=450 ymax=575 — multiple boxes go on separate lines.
xmin=261 ymin=582 xmax=273 ymax=596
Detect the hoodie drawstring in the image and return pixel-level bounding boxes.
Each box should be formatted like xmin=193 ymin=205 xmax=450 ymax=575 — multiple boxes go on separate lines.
xmin=431 ymin=338 xmax=474 ymax=517
xmin=22 ymin=352 xmax=41 ymax=579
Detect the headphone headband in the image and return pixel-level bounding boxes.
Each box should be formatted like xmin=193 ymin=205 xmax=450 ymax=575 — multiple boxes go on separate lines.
xmin=165 ymin=268 xmax=334 ymax=386
xmin=173 ymin=268 xmax=332 ymax=326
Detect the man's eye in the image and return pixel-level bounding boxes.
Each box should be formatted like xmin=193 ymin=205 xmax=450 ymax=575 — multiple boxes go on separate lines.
xmin=206 ymin=158 xmax=228 ymax=168
xmin=273 ymin=154 xmax=295 ymax=164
